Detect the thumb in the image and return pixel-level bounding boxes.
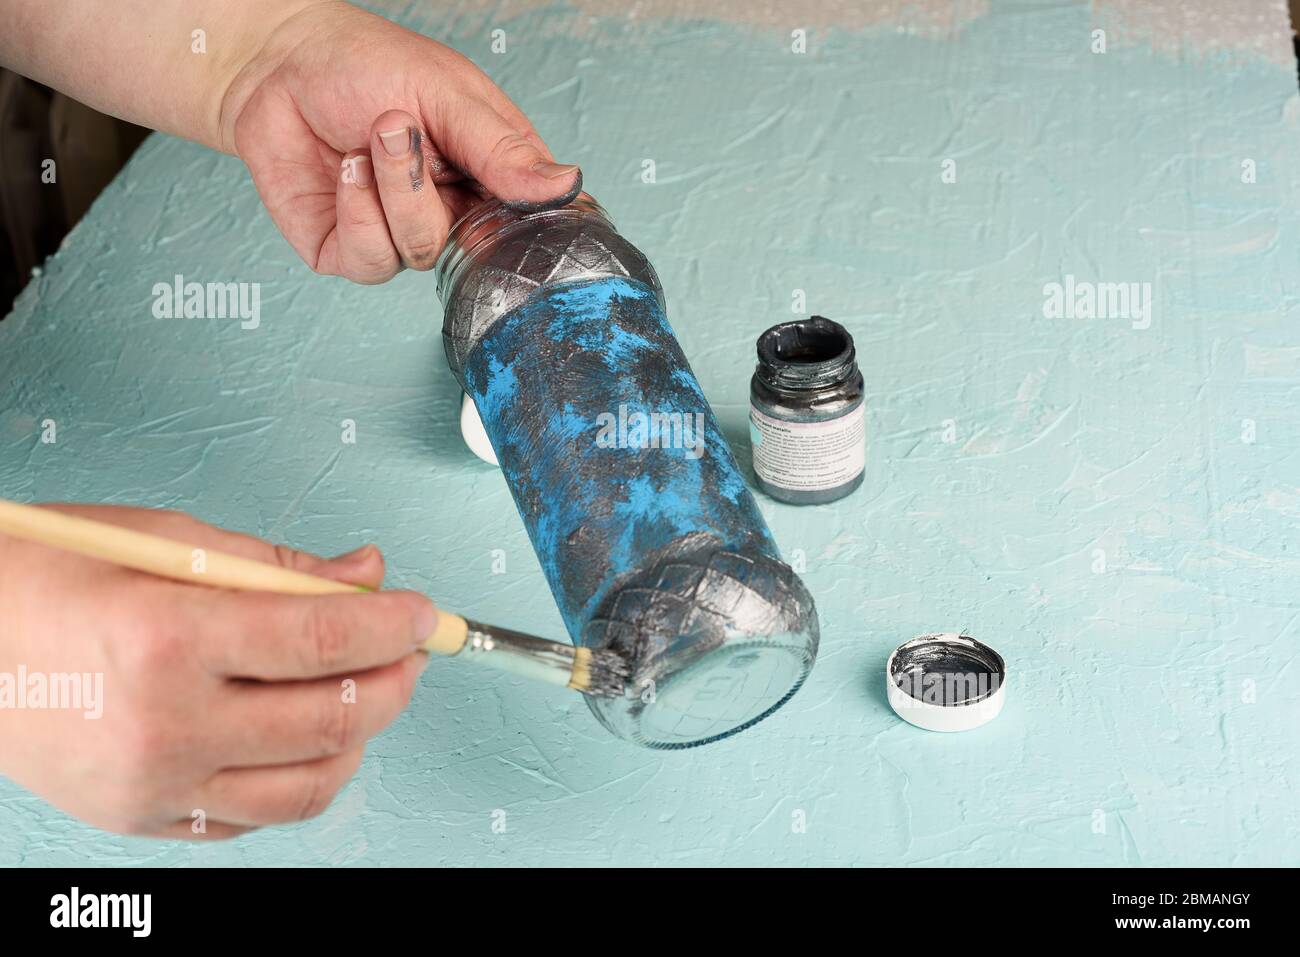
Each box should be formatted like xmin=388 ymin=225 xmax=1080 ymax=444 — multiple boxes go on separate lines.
xmin=431 ymin=97 xmax=582 ymax=209
xmin=312 ymin=544 xmax=386 ymax=590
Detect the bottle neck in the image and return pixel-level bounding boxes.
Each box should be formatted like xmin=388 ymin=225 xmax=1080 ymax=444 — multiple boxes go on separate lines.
xmin=755 ymin=317 xmax=858 ymax=392
xmin=436 ymin=192 xmax=662 ymax=383
xmin=434 ymin=193 xmax=613 ymax=304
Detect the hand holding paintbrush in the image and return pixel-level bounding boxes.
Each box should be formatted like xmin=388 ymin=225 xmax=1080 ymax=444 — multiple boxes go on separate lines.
xmin=0 ymin=499 xmax=626 ymax=840
xmin=0 ymin=498 xmax=627 ymax=698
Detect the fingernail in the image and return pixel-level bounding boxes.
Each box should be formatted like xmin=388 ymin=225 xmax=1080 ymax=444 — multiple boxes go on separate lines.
xmin=411 ymin=598 xmax=439 ymax=647
xmin=379 ymin=127 xmax=411 ymax=157
xmin=330 ymin=544 xmax=376 ymax=566
xmin=531 ymin=161 xmax=580 ymax=180
xmin=340 ymin=155 xmax=372 ymax=187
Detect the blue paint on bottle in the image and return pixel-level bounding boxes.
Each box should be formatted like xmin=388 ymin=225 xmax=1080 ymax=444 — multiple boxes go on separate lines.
xmin=462 ymin=275 xmax=778 ymax=643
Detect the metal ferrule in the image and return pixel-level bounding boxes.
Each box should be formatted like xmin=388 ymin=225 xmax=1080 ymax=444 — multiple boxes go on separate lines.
xmin=455 ymin=620 xmax=578 ymax=689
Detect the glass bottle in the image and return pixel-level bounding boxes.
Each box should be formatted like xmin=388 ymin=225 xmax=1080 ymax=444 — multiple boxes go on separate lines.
xmin=435 ymin=195 xmax=819 ymax=749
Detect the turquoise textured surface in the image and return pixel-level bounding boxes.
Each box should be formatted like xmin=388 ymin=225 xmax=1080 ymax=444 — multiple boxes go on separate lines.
xmin=1 ymin=1 xmax=1297 ymax=865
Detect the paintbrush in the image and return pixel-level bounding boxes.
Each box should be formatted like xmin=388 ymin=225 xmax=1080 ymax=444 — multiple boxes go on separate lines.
xmin=0 ymin=498 xmax=628 ymax=698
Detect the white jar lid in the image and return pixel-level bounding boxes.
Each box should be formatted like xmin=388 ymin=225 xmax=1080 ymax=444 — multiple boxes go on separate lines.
xmin=886 ymin=633 xmax=1006 ymax=732
xmin=459 ymin=393 xmax=499 ymax=466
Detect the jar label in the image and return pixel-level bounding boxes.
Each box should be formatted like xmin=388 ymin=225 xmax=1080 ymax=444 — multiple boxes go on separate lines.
xmin=749 ymin=403 xmax=865 ymax=492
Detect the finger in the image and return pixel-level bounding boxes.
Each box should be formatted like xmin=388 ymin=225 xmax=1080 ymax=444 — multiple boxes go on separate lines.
xmin=146 ymin=819 xmax=255 ymax=841
xmin=195 ymin=747 xmax=366 ymax=827
xmin=369 ymin=108 xmax=456 ymax=270
xmin=436 ymin=182 xmax=483 ymax=225
xmin=412 ymin=136 xmax=467 ymax=187
xmin=311 ymin=544 xmax=386 ymax=590
xmin=331 ymin=150 xmax=401 ymax=284
xmin=424 ymin=96 xmax=581 ymax=210
xmin=217 ymin=653 xmax=426 ymax=765
xmin=190 ymin=530 xmax=385 ymax=590
xmin=196 ymin=588 xmax=436 ymax=680
xmin=236 ymin=108 xmax=342 ymax=273
xmin=438 ymin=43 xmax=552 ymax=161
xmin=472 ymin=83 xmax=556 ymax=162
xmin=40 ymin=504 xmax=384 ymax=588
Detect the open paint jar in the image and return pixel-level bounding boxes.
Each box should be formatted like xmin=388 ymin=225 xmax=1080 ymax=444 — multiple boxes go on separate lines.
xmin=435 ymin=195 xmax=819 ymax=749
xmin=750 ymin=317 xmax=866 ymax=505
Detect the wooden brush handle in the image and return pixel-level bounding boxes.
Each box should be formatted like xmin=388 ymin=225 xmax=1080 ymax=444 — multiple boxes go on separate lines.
xmin=0 ymin=499 xmax=467 ymax=656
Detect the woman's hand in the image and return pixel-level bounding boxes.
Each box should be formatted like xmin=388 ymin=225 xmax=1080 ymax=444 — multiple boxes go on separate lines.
xmin=0 ymin=505 xmax=433 ymax=839
xmin=219 ymin=2 xmax=581 ymax=283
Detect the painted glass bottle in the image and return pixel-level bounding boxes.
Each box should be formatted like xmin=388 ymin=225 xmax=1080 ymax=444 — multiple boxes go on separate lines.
xmin=435 ymin=195 xmax=818 ymax=749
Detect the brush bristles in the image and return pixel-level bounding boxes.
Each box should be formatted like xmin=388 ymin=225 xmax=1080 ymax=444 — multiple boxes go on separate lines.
xmin=569 ymin=646 xmax=631 ymax=698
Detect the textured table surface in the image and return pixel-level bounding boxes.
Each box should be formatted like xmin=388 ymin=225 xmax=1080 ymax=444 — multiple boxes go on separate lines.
xmin=1 ymin=0 xmax=1297 ymax=866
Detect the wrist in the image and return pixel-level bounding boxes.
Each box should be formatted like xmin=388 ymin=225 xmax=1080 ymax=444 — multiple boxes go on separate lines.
xmin=215 ymin=0 xmax=353 ymax=156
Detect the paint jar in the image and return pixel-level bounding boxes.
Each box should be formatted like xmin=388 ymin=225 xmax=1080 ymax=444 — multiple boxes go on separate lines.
xmin=749 ymin=317 xmax=866 ymax=505
xmin=435 ymin=195 xmax=819 ymax=749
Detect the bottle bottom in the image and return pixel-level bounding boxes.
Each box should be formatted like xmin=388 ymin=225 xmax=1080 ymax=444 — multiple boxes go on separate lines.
xmin=587 ymin=633 xmax=816 ymax=750
xmin=754 ymin=469 xmax=864 ymax=506
xmin=581 ymin=542 xmax=819 ymax=749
